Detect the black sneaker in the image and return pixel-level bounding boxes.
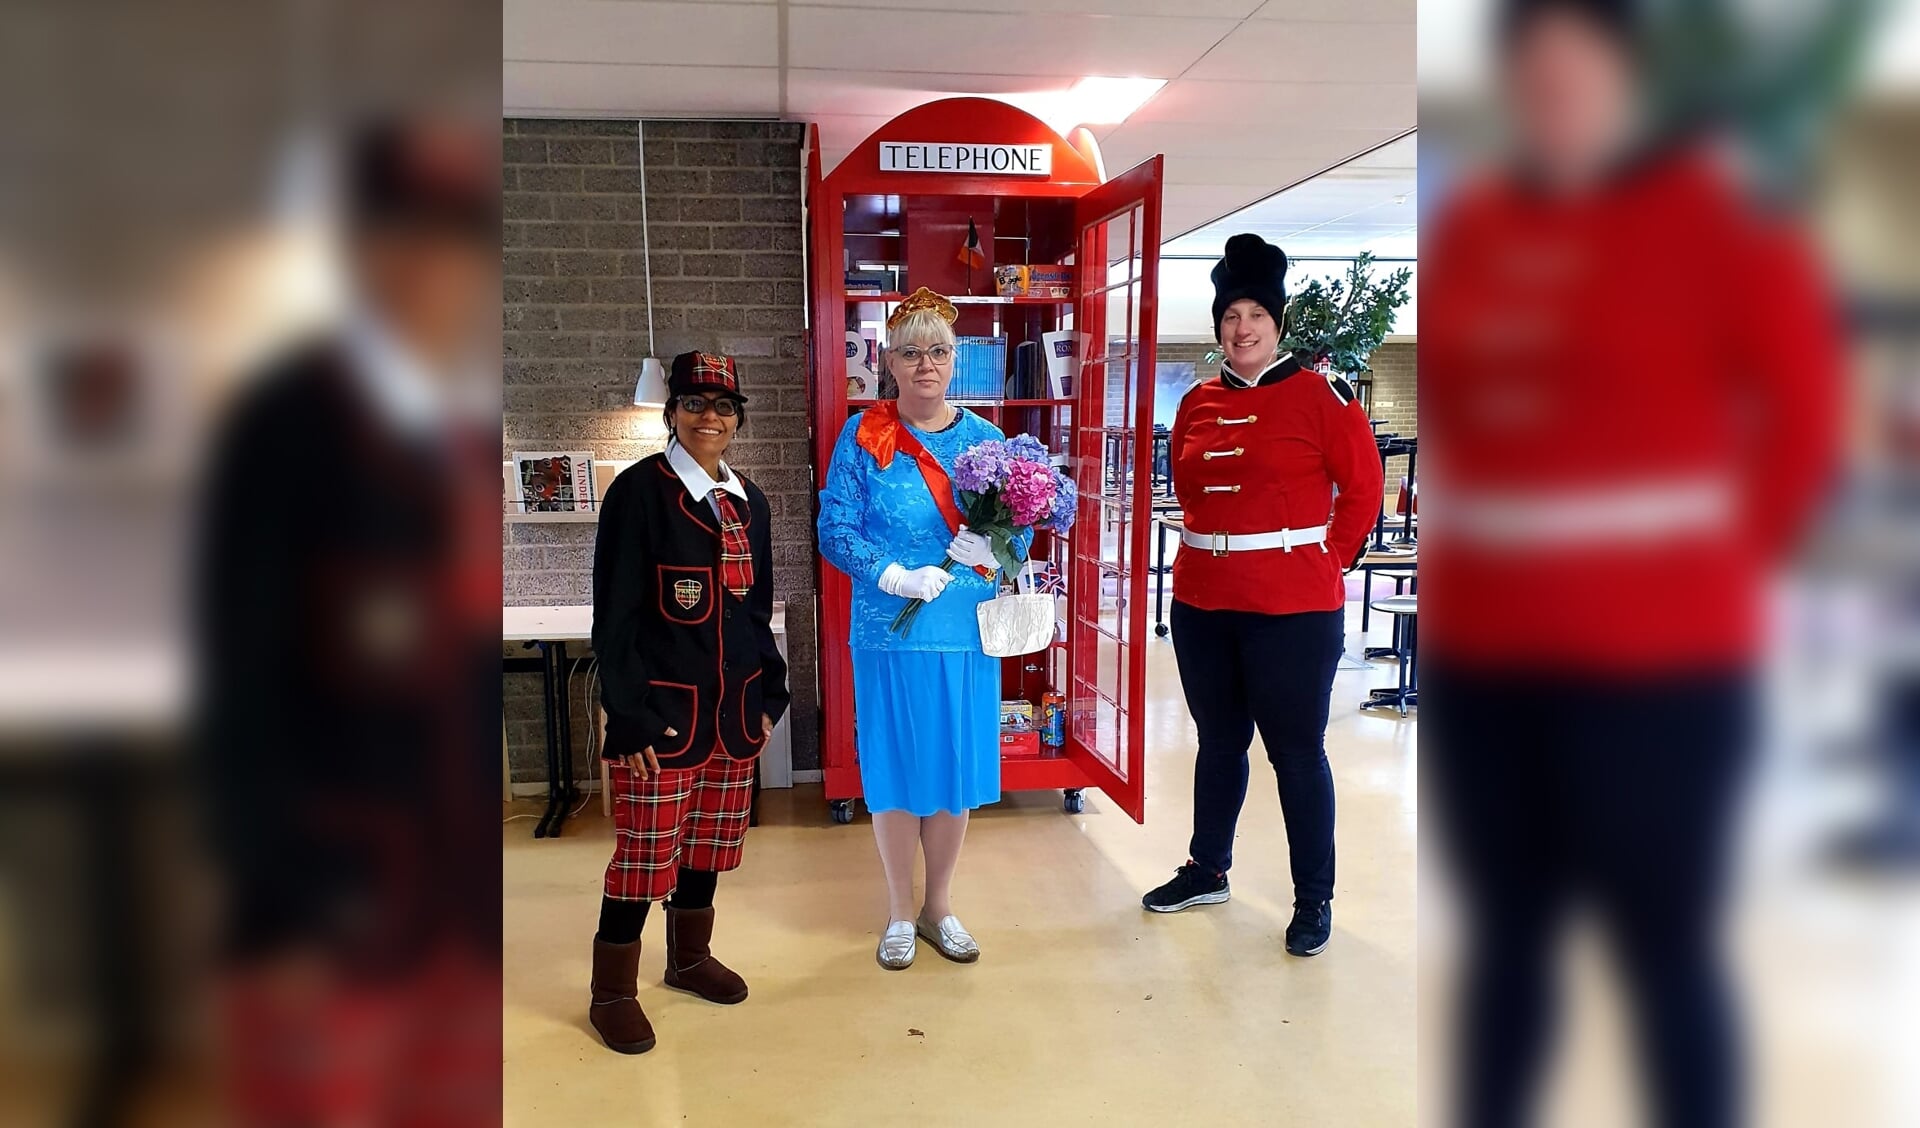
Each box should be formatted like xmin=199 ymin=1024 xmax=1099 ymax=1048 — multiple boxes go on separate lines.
xmin=1285 ymin=900 xmax=1332 ymax=956
xmin=1141 ymin=861 xmax=1230 ymax=913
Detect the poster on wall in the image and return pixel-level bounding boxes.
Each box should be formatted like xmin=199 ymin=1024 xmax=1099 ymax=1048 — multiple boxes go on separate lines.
xmin=512 ymin=450 xmax=596 ymax=513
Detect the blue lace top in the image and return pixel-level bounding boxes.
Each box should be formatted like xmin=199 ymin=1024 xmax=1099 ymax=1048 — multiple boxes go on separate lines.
xmin=818 ymin=408 xmax=1034 ymax=652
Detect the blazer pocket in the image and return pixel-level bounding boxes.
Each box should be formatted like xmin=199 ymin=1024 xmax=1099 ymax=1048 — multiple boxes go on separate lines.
xmin=737 ymin=669 xmax=766 ymax=747
xmin=643 ymin=681 xmax=698 ymax=758
xmin=657 ymin=564 xmax=715 ymax=626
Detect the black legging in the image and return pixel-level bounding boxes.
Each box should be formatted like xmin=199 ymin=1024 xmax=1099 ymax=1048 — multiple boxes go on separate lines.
xmin=596 ymin=868 xmax=719 ymax=945
xmin=1425 ymin=667 xmax=1753 ymax=1128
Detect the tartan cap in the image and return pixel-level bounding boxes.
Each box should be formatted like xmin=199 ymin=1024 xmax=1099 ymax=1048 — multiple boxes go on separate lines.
xmin=668 ymin=352 xmax=747 ymax=401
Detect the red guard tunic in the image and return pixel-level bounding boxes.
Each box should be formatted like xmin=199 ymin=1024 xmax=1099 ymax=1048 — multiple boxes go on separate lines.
xmin=1171 ymin=354 xmax=1385 ymax=614
xmin=1421 ymin=150 xmax=1841 ymax=671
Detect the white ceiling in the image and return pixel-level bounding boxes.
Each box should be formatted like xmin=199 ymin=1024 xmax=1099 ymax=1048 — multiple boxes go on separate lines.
xmin=1166 ymin=131 xmax=1416 ymax=259
xmin=504 ymin=0 xmax=1416 ymax=246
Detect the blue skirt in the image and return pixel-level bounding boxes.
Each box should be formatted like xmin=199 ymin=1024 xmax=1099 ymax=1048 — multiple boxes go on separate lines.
xmin=851 ymin=648 xmax=1001 ymax=816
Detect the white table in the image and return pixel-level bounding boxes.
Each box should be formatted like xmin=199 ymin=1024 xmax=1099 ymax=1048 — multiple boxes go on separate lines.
xmin=504 ymin=602 xmax=790 ymax=838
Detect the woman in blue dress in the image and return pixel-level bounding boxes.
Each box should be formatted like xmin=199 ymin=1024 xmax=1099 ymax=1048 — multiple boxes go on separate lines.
xmin=817 ymin=288 xmax=1030 ymax=970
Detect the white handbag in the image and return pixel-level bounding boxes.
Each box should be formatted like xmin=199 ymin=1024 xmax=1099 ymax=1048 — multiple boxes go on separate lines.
xmin=977 ymin=563 xmax=1060 ymax=658
xmin=977 ymin=593 xmax=1055 ymax=658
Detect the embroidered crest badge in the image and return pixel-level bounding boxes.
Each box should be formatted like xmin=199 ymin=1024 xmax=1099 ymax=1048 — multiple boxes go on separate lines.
xmin=674 ymin=578 xmax=703 ymax=609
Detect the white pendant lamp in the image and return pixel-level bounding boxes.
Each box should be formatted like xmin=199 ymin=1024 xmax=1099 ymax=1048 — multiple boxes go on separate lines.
xmin=634 ymin=356 xmax=668 ymax=407
xmin=633 ymin=120 xmax=669 ymax=407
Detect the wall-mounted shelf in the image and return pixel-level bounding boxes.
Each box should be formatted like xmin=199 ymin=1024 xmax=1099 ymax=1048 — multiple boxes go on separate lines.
xmin=843 ymin=292 xmax=1071 ymax=305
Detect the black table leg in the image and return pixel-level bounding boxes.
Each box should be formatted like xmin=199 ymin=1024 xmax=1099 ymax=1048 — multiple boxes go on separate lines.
xmin=1405 ymin=614 xmax=1418 ymax=699
xmin=1154 ymin=521 xmax=1171 ymax=638
xmin=551 ymin=642 xmax=577 ymax=837
xmin=1361 ymin=568 xmax=1373 ymax=634
xmin=1372 ymin=446 xmax=1391 ymax=551
xmin=537 ymin=644 xmax=564 ymax=836
xmin=1362 ymin=613 xmax=1420 ymax=714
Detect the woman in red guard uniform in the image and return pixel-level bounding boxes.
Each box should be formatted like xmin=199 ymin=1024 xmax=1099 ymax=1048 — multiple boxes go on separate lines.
xmin=1139 ymin=234 xmax=1384 ymax=958
xmin=1421 ymin=1 xmax=1841 ymax=1123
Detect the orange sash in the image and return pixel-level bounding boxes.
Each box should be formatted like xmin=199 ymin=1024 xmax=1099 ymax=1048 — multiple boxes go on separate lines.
xmin=855 ymin=403 xmax=995 ymax=579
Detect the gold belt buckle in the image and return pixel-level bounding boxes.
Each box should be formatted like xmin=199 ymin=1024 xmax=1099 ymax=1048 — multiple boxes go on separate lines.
xmin=1211 ymin=531 xmax=1229 ymax=557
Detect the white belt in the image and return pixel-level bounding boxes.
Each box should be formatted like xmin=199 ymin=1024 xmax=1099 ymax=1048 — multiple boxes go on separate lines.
xmin=1443 ymin=475 xmax=1734 ymax=546
xmin=1180 ymin=525 xmax=1328 ymax=556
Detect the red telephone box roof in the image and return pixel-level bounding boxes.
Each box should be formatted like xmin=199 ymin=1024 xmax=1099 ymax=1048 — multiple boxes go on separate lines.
xmin=824 ymin=97 xmax=1103 ymax=194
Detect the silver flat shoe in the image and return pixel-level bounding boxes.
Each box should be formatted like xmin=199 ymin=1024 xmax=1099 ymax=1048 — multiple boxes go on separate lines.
xmin=876 ymin=920 xmax=916 ymax=970
xmin=915 ymin=914 xmax=980 ymax=963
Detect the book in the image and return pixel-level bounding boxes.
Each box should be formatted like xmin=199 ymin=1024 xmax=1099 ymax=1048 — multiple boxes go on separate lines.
xmin=512 ymin=450 xmax=596 ymax=513
xmin=845 ymin=269 xmax=896 ymax=294
xmin=1041 ymin=331 xmax=1084 ymax=399
xmin=1027 ymin=265 xmax=1073 ymax=298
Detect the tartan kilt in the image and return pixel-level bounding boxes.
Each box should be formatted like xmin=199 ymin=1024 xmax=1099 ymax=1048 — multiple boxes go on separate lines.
xmin=603 ymin=753 xmax=756 ymax=902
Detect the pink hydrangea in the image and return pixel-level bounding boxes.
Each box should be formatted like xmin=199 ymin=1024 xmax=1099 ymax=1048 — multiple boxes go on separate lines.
xmin=1002 ymin=458 xmax=1056 ymax=526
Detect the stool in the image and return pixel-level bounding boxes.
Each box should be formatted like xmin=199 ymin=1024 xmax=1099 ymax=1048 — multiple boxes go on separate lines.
xmin=1361 ymin=594 xmax=1418 ymax=715
xmin=1360 ymin=566 xmax=1417 ymax=642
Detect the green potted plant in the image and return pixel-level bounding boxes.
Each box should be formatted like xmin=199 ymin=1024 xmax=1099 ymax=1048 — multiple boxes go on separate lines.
xmin=1206 ymin=252 xmax=1412 ymax=379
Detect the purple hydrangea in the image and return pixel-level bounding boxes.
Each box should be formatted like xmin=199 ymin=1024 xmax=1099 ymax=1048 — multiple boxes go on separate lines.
xmin=952 ymin=439 xmax=1010 ymax=494
xmin=1005 ymin=433 xmax=1049 ymax=465
xmin=1044 ymin=470 xmax=1078 ymax=531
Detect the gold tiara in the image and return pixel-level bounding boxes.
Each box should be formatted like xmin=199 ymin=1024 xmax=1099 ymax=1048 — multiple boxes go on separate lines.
xmin=886 ymin=287 xmax=958 ymax=334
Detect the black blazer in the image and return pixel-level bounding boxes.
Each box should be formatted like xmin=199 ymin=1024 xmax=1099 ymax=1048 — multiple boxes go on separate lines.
xmin=196 ymin=340 xmax=500 ymax=964
xmin=593 ymin=451 xmax=790 ymax=769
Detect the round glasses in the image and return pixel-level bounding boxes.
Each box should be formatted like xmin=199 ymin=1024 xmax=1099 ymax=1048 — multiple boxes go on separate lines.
xmin=673 ymin=395 xmax=739 ymax=417
xmin=894 ymin=345 xmax=954 ymax=367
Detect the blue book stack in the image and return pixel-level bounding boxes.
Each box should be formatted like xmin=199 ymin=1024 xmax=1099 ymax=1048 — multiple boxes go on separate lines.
xmin=953 ymin=336 xmax=1007 ymax=401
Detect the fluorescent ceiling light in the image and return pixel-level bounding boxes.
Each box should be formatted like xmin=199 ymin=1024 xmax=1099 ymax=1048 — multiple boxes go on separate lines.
xmin=1003 ymin=76 xmax=1166 ymax=134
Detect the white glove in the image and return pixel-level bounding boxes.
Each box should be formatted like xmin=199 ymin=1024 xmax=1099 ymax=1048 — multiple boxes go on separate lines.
xmin=879 ymin=562 xmax=954 ymax=602
xmin=945 ymin=525 xmax=998 ymax=570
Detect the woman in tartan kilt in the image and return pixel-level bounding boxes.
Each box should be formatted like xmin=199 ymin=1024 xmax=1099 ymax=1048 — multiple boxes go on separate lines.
xmin=585 ymin=351 xmax=789 ymax=1055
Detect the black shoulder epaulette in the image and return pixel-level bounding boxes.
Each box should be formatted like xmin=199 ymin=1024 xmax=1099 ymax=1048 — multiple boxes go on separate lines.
xmin=1326 ymin=373 xmax=1356 ymax=404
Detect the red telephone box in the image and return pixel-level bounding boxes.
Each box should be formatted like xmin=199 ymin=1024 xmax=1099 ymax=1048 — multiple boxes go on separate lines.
xmin=806 ymin=98 xmax=1164 ymax=824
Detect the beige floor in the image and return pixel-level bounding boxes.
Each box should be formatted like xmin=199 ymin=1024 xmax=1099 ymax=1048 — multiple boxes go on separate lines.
xmin=504 ymin=603 xmax=1418 ymax=1127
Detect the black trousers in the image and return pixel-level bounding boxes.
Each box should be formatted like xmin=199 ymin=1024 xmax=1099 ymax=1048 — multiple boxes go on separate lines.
xmin=1170 ymin=601 xmax=1343 ymax=902
xmin=1424 ymin=666 xmax=1753 ymax=1128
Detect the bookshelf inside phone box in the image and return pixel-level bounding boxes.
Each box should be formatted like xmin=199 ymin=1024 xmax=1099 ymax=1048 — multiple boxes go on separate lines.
xmin=805 ymin=98 xmax=1166 ymax=824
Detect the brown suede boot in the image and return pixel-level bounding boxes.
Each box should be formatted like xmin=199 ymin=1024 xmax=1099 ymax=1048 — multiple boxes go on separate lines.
xmin=662 ymin=906 xmax=749 ymax=1004
xmin=589 ymin=938 xmax=656 ymax=1054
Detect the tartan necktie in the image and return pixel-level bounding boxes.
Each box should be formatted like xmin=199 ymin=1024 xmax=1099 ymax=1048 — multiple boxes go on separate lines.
xmin=709 ymin=490 xmax=753 ymax=599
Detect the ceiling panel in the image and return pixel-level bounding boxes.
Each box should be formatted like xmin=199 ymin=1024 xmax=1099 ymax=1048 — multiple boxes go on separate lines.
xmin=1250 ymin=0 xmax=1415 ymax=22
xmin=1098 ymin=122 xmax=1387 ymax=167
xmin=1133 ymin=77 xmax=1414 ymax=130
xmin=504 ymin=1 xmax=780 ymax=68
xmin=505 ymin=62 xmax=782 ymax=117
xmin=785 ymin=69 xmax=1079 ymax=118
xmin=1158 ymin=155 xmax=1390 ymax=187
xmin=787 ymin=8 xmax=1236 ymax=77
xmin=1193 ymin=19 xmax=1417 ymax=84
xmin=1165 ymin=131 xmax=1415 ymax=257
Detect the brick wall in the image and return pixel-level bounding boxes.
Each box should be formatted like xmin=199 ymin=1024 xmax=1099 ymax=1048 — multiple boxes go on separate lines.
xmin=1363 ymin=340 xmax=1417 ymax=490
xmin=501 ymin=118 xmax=817 ymax=783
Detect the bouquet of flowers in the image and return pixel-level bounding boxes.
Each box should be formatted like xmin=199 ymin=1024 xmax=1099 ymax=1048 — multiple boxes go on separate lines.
xmin=892 ymin=433 xmax=1078 ymax=636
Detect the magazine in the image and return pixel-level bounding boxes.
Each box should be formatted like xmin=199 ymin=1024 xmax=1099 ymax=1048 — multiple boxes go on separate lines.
xmin=512 ymin=450 xmax=596 ymax=513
